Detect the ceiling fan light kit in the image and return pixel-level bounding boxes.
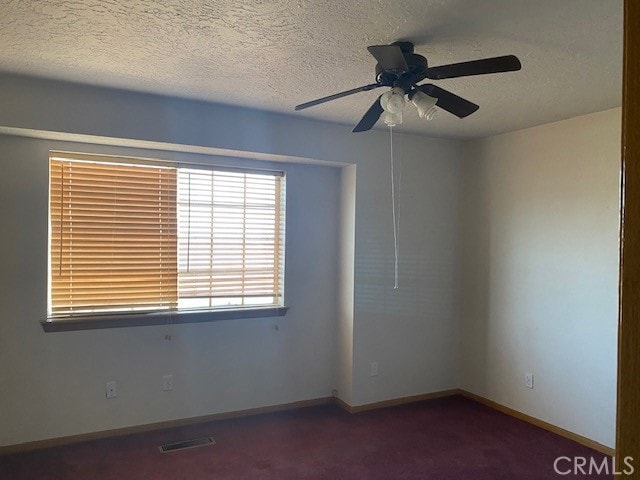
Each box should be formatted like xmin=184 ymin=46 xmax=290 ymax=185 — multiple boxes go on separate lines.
xmin=294 ymin=41 xmax=522 ymax=132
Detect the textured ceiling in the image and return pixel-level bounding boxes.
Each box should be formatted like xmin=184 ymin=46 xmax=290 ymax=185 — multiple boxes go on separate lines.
xmin=0 ymin=0 xmax=623 ymax=138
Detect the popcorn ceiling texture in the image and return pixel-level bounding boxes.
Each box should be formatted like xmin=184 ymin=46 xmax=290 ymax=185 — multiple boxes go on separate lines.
xmin=0 ymin=0 xmax=622 ymax=138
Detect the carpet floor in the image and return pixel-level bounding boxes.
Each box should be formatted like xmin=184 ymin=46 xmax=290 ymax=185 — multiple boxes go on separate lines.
xmin=0 ymin=395 xmax=612 ymax=479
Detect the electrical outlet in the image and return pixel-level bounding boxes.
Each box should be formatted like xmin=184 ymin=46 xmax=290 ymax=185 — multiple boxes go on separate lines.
xmin=106 ymin=381 xmax=117 ymax=399
xmin=370 ymin=361 xmax=379 ymax=377
xmin=162 ymin=374 xmax=173 ymax=391
xmin=525 ymin=373 xmax=534 ymax=389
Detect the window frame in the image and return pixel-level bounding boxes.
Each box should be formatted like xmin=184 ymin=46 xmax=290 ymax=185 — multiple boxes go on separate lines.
xmin=43 ymin=151 xmax=288 ymax=332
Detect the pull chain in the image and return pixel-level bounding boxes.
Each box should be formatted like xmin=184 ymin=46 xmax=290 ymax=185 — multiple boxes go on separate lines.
xmin=390 ymin=125 xmax=402 ymax=289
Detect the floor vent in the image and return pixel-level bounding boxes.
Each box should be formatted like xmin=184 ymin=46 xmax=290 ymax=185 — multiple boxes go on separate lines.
xmin=159 ymin=437 xmax=215 ymax=453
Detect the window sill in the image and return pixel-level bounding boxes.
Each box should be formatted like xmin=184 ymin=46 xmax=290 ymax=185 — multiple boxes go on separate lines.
xmin=41 ymin=306 xmax=289 ymax=332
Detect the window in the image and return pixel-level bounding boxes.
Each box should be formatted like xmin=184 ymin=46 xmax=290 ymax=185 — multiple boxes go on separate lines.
xmin=47 ymin=152 xmax=286 ymax=327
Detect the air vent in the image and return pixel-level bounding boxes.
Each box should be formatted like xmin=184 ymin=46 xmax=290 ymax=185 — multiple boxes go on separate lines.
xmin=158 ymin=436 xmax=215 ymax=453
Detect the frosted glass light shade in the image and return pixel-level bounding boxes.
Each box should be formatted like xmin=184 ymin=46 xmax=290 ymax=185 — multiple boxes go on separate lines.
xmin=380 ymin=87 xmax=406 ymax=114
xmin=411 ymin=90 xmax=438 ymax=120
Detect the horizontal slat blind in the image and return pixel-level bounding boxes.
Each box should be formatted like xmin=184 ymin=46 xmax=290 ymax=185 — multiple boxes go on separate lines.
xmin=49 ymin=159 xmax=178 ymax=316
xmin=177 ymin=168 xmax=284 ymax=307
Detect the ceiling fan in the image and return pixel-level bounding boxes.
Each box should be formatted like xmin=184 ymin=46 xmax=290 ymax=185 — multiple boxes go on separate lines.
xmin=294 ymin=41 xmax=521 ymax=132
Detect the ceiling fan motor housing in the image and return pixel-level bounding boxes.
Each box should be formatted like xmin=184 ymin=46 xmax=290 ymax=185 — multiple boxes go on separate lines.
xmin=375 ymin=53 xmax=428 ymax=90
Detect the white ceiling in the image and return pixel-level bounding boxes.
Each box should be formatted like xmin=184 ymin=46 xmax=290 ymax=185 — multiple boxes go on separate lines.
xmin=0 ymin=0 xmax=623 ymax=139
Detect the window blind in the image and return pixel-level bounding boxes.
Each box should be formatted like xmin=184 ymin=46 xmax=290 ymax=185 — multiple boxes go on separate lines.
xmin=49 ymin=159 xmax=178 ymax=316
xmin=177 ymin=168 xmax=285 ymax=308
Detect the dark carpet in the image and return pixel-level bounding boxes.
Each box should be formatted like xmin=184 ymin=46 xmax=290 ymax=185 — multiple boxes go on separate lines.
xmin=0 ymin=395 xmax=612 ymax=479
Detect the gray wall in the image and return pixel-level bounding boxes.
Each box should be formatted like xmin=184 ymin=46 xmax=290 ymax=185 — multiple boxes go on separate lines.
xmin=0 ymin=135 xmax=341 ymax=445
xmin=460 ymin=108 xmax=621 ymax=448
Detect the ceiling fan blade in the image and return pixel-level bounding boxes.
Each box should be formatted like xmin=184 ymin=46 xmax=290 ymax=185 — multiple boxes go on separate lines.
xmin=367 ymin=45 xmax=409 ymax=72
xmin=418 ymin=84 xmax=479 ymax=118
xmin=352 ymin=96 xmax=384 ymax=132
xmin=424 ymin=55 xmax=521 ymax=80
xmin=295 ymin=84 xmax=381 ymax=110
